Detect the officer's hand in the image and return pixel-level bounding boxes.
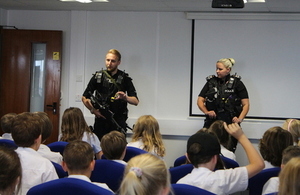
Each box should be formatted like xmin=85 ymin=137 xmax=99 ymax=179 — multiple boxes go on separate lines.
xmin=206 ymin=111 xmax=216 ymax=119
xmin=115 ymin=91 xmax=127 ymax=100
xmin=94 ymin=109 xmax=106 ymax=119
xmin=232 ymin=117 xmax=242 ymax=124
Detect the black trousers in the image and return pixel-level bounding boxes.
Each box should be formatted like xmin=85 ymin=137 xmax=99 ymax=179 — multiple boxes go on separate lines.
xmin=93 ymin=117 xmax=127 ymax=141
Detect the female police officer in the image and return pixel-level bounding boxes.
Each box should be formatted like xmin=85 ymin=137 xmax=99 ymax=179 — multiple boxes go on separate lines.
xmin=197 ymin=58 xmax=249 ymax=151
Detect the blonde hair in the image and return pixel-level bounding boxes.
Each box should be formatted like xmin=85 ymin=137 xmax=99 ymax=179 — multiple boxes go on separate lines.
xmin=107 ymin=49 xmax=121 ymax=61
xmin=282 ymin=119 xmax=300 ymax=146
xmin=120 ymin=153 xmax=170 ymax=195
xmin=60 ymin=107 xmax=92 ymax=142
xmin=217 ymin=58 xmax=235 ymax=69
xmin=131 ymin=115 xmax=165 ymax=157
xmin=278 ymin=157 xmax=300 ymax=195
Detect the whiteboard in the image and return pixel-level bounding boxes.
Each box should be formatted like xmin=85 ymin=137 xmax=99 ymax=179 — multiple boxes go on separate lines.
xmin=190 ymin=19 xmax=300 ymax=119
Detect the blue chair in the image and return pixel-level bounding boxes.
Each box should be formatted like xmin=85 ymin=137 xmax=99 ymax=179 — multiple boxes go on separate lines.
xmin=220 ymin=155 xmax=239 ymax=169
xmin=169 ymin=164 xmax=194 ymax=184
xmin=248 ymin=167 xmax=281 ymax=195
xmin=174 ymin=155 xmax=187 ymax=167
xmin=0 ymin=139 xmax=18 ymax=149
xmin=123 ymin=146 xmax=147 ymax=162
xmin=90 ymin=159 xmax=125 ymax=192
xmin=171 ymin=183 xmax=216 ymax=195
xmin=51 ymin=161 xmax=68 ymax=178
xmin=47 ymin=141 xmax=68 ymax=155
xmin=27 ymin=178 xmax=114 ymax=195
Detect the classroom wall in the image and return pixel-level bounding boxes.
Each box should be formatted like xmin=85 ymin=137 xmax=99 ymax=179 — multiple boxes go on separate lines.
xmin=2 ymin=10 xmax=286 ymax=167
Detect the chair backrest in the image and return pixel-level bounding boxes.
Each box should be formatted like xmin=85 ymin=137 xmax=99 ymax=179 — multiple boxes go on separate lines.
xmin=51 ymin=161 xmax=68 ymax=178
xmin=123 ymin=146 xmax=147 ymax=162
xmin=47 ymin=141 xmax=68 ymax=155
xmin=27 ymin=178 xmax=114 ymax=195
xmin=169 ymin=164 xmax=194 ymax=184
xmin=248 ymin=167 xmax=281 ymax=195
xmin=90 ymin=159 xmax=125 ymax=192
xmin=0 ymin=139 xmax=18 ymax=149
xmin=171 ymin=184 xmax=216 ymax=195
xmin=174 ymin=155 xmax=187 ymax=167
xmin=220 ymin=155 xmax=239 ymax=169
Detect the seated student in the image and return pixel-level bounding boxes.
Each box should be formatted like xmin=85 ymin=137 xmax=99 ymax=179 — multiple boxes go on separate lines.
xmin=34 ymin=112 xmax=63 ymax=164
xmin=100 ymin=130 xmax=127 ymax=165
xmin=177 ymin=123 xmax=265 ymax=195
xmin=207 ymin=120 xmax=236 ymax=161
xmin=277 ymin=156 xmax=300 ymax=195
xmin=59 ymin=107 xmax=102 ymax=159
xmin=282 ymin=118 xmax=300 ymax=146
xmin=119 ymin=153 xmax=170 ymax=195
xmin=262 ymin=145 xmax=300 ymax=195
xmin=11 ymin=112 xmax=58 ymax=195
xmin=259 ymin=126 xmax=293 ymax=169
xmin=127 ymin=115 xmax=165 ymax=158
xmin=0 ymin=113 xmax=16 ymax=140
xmin=62 ymin=140 xmax=113 ymax=192
xmin=0 ymin=146 xmax=22 ymax=195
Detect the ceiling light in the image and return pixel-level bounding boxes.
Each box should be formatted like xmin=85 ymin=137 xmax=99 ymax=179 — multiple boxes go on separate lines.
xmin=244 ymin=0 xmax=265 ymax=3
xmin=60 ymin=0 xmax=109 ymax=3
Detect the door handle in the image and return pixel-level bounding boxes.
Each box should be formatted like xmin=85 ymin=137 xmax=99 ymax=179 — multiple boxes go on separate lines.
xmin=46 ymin=102 xmax=57 ymax=114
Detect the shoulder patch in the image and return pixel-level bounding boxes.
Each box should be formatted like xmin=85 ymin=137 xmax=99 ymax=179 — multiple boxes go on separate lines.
xmin=231 ymin=74 xmax=241 ymax=80
xmin=206 ymin=75 xmax=216 ymax=81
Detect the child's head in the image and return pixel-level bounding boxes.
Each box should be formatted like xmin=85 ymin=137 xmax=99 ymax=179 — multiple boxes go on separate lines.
xmin=101 ymin=130 xmax=127 ymax=160
xmin=0 ymin=146 xmax=22 ymax=195
xmin=34 ymin=112 xmax=53 ymax=143
xmin=1 ymin=113 xmax=16 ymax=133
xmin=259 ymin=126 xmax=293 ymax=167
xmin=281 ymin=145 xmax=300 ymax=166
xmin=132 ymin=115 xmax=165 ymax=157
xmin=11 ymin=112 xmax=42 ymax=148
xmin=186 ymin=131 xmax=221 ymax=168
xmin=208 ymin=120 xmax=230 ymax=148
xmin=282 ymin=119 xmax=300 ymax=145
xmin=62 ymin=140 xmax=94 ymax=174
xmin=120 ymin=153 xmax=170 ymax=195
xmin=61 ymin=107 xmax=90 ymax=142
xmin=278 ymin=157 xmax=300 ymax=195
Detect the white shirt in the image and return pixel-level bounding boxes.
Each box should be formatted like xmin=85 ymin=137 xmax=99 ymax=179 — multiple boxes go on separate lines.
xmin=37 ymin=144 xmax=63 ymax=164
xmin=1 ymin=133 xmax=13 ymax=140
xmin=177 ymin=166 xmax=248 ymax=195
xmin=16 ymin=147 xmax=58 ymax=195
xmin=112 ymin=159 xmax=127 ymax=165
xmin=264 ymin=161 xmax=276 ymax=169
xmin=221 ymin=145 xmax=236 ymax=161
xmin=58 ymin=131 xmax=102 ymax=154
xmin=68 ymin=175 xmax=113 ymax=192
xmin=262 ymin=177 xmax=279 ymax=195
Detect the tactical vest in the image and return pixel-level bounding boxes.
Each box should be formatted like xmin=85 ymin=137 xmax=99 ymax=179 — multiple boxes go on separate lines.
xmin=93 ymin=70 xmax=128 ymax=117
xmin=205 ymin=74 xmax=242 ymax=117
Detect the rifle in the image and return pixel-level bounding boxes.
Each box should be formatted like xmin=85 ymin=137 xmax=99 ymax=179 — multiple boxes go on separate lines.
xmin=89 ymin=91 xmax=126 ymax=135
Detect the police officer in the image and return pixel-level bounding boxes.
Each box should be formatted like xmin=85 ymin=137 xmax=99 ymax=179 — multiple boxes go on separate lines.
xmin=82 ymin=49 xmax=139 ymax=140
xmin=197 ymin=58 xmax=249 ymax=151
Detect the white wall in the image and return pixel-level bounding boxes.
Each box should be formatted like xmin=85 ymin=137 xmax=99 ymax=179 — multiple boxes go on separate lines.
xmin=2 ymin=10 xmax=286 ymax=167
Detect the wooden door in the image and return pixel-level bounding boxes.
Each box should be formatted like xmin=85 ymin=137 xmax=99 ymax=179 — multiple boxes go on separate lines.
xmin=0 ymin=29 xmax=62 ymax=144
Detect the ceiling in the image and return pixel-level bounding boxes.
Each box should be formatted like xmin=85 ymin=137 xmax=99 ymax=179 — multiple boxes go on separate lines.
xmin=0 ymin=0 xmax=299 ymax=13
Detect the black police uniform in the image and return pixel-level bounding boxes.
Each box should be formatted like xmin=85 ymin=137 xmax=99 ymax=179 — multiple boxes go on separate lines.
xmin=83 ymin=69 xmax=138 ymax=140
xmin=198 ymin=74 xmax=248 ymax=151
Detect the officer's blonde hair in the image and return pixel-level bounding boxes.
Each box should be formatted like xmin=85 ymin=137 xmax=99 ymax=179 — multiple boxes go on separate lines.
xmin=217 ymin=58 xmax=235 ymax=69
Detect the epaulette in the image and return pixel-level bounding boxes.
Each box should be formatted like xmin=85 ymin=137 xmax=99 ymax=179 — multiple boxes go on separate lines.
xmin=206 ymin=75 xmax=216 ymax=81
xmin=231 ymin=73 xmax=241 ymax=80
xmin=94 ymin=70 xmax=103 ymax=83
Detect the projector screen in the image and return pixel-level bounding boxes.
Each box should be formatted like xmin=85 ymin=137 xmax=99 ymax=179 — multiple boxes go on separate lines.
xmin=190 ymin=18 xmax=300 ymax=119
